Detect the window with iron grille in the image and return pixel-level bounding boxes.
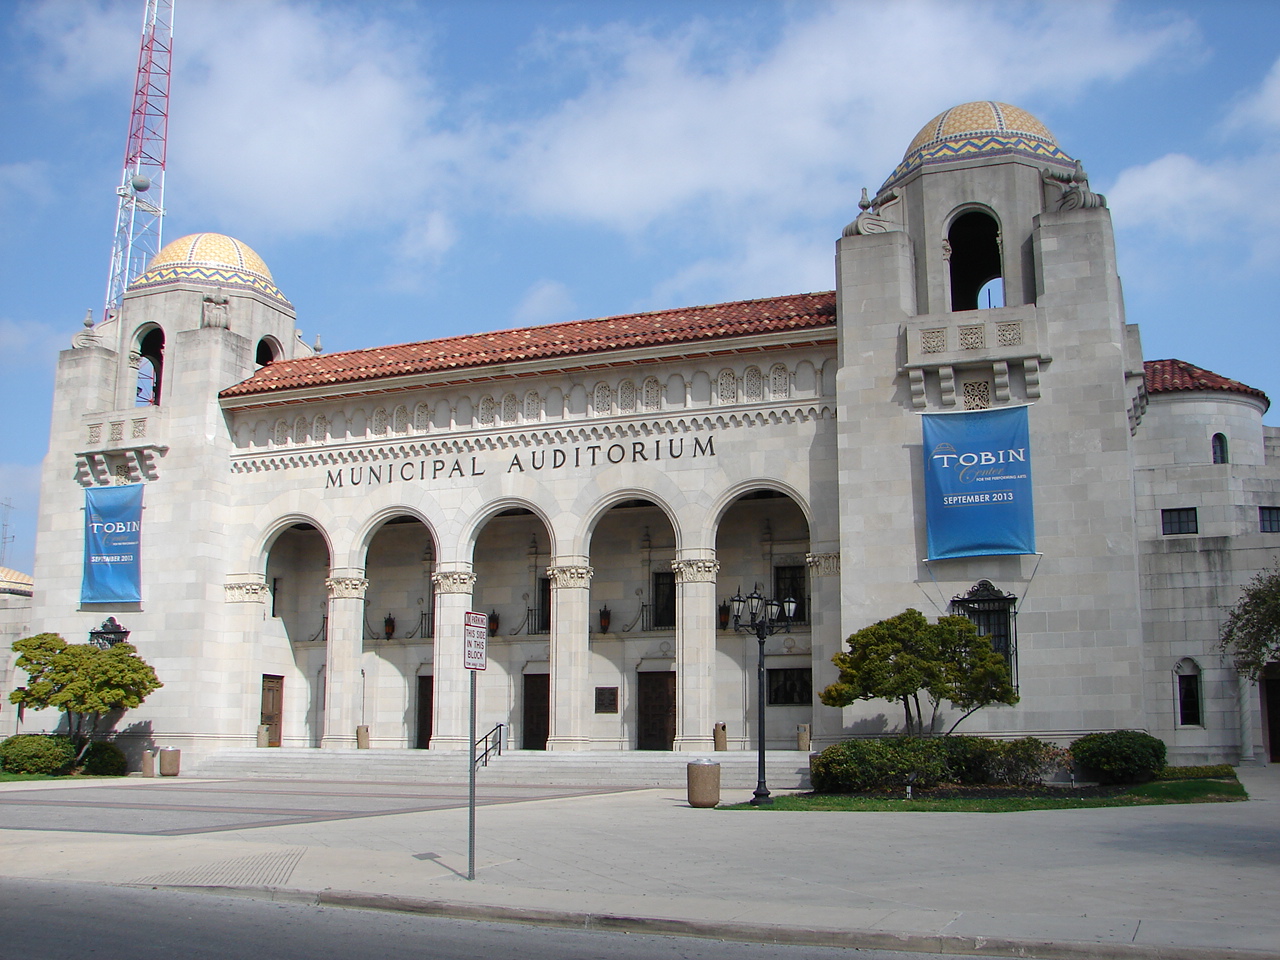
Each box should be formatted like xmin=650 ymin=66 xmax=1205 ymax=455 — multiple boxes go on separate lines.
xmin=1261 ymin=506 xmax=1280 ymax=533
xmin=1211 ymin=433 xmax=1229 ymax=464
xmin=529 ymin=577 xmax=551 ymax=634
xmin=767 ymin=668 xmax=812 ymax=705
xmin=773 ymin=565 xmax=807 ymax=623
xmin=652 ymin=571 xmax=676 ymax=629
xmin=1161 ymin=508 xmax=1198 ymax=535
xmin=951 ymin=580 xmax=1017 ymax=666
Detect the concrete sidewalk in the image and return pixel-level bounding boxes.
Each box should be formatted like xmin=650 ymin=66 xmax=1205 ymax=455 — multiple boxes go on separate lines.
xmin=0 ymin=765 xmax=1277 ymax=959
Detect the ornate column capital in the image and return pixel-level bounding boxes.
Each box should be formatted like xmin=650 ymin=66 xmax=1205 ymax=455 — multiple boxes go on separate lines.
xmin=547 ymin=564 xmax=593 ymax=589
xmin=806 ymin=552 xmax=841 ymax=577
xmin=224 ymin=575 xmax=269 ymax=603
xmin=326 ymin=576 xmax=369 ymax=600
xmin=671 ymin=558 xmax=719 ymax=584
xmin=432 ymin=570 xmax=477 ymax=594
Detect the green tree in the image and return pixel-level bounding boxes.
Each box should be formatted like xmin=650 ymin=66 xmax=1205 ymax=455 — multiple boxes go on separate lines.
xmin=819 ymin=609 xmax=1018 ymax=735
xmin=1219 ymin=562 xmax=1280 ymax=679
xmin=9 ymin=633 xmax=162 ymax=760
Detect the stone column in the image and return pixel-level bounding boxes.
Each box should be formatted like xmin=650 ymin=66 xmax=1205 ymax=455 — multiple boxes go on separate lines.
xmin=224 ymin=574 xmax=270 ymax=744
xmin=806 ymin=551 xmax=842 ymax=748
xmin=1238 ymin=673 xmax=1256 ymax=762
xmin=547 ymin=562 xmax=592 ymax=751
xmin=321 ymin=570 xmax=368 ymax=749
xmin=672 ymin=554 xmax=719 ymax=750
xmin=429 ymin=566 xmax=476 ymax=750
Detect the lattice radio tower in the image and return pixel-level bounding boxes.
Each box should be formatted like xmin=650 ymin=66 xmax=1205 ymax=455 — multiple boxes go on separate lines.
xmin=103 ymin=0 xmax=174 ymax=323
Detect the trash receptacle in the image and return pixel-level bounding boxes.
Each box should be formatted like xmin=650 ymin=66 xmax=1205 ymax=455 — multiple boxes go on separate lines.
xmin=687 ymin=759 xmax=720 ymax=808
xmin=356 ymin=725 xmax=371 ymax=749
xmin=140 ymin=750 xmax=156 ymax=777
xmin=256 ymin=725 xmax=270 ymax=748
xmin=713 ymin=722 xmax=727 ymax=751
xmin=158 ymin=747 xmax=180 ymax=777
xmin=797 ymin=723 xmax=811 ymax=752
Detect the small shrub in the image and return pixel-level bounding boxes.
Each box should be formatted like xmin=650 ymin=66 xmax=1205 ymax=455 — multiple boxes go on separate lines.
xmin=0 ymin=734 xmax=76 ymax=775
xmin=936 ymin=736 xmax=1060 ymax=786
xmin=80 ymin=741 xmax=128 ymax=776
xmin=1156 ymin=764 xmax=1236 ymax=781
xmin=810 ymin=737 xmax=947 ymax=793
xmin=1070 ymin=730 xmax=1166 ymax=784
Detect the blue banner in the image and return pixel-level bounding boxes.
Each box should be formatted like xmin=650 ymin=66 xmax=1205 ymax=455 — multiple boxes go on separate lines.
xmin=922 ymin=407 xmax=1035 ymax=560
xmin=82 ymin=484 xmax=144 ymax=603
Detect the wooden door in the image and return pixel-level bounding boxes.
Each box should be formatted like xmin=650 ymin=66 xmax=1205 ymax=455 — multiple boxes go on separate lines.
xmin=416 ymin=675 xmax=433 ymax=749
xmin=523 ymin=674 xmax=550 ymax=750
xmin=260 ymin=675 xmax=283 ymax=747
xmin=637 ymin=671 xmax=676 ymax=750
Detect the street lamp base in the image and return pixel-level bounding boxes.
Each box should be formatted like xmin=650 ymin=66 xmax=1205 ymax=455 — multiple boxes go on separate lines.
xmin=750 ymin=785 xmax=773 ymax=806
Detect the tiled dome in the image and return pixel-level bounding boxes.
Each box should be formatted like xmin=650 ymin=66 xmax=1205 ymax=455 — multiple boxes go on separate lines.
xmin=0 ymin=565 xmax=33 ymax=598
xmin=882 ymin=101 xmax=1075 ymax=189
xmin=129 ymin=233 xmax=290 ymax=305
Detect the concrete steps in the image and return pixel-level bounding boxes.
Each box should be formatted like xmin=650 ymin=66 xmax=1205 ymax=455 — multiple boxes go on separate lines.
xmin=193 ymin=748 xmax=813 ymax=790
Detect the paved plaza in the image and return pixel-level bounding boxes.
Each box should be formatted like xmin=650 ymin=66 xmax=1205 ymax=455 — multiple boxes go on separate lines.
xmin=0 ymin=766 xmax=1277 ymax=959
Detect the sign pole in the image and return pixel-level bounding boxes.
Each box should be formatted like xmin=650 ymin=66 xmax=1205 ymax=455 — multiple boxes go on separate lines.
xmin=468 ymin=667 xmax=476 ymax=881
xmin=462 ymin=611 xmax=487 ymax=882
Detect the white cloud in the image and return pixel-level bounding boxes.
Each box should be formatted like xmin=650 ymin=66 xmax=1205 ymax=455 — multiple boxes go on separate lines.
xmin=0 ymin=162 xmax=54 ymax=212
xmin=0 ymin=317 xmax=67 ymax=372
xmin=512 ymin=279 xmax=577 ymax=326
xmin=501 ymin=1 xmax=1194 ymax=233
xmin=19 ymin=0 xmax=137 ymax=97
xmin=1109 ymin=56 xmax=1280 ymax=266
xmin=1225 ymin=55 xmax=1280 ymax=133
xmin=653 ymin=228 xmax=835 ymax=307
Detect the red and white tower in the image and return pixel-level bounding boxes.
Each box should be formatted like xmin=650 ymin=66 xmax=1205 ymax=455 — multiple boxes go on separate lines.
xmin=103 ymin=0 xmax=174 ymax=322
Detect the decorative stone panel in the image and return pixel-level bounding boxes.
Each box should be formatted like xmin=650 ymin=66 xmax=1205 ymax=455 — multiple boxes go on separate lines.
xmin=432 ymin=570 xmax=477 ymax=594
xmin=671 ymin=558 xmax=719 ymax=583
xmin=326 ymin=576 xmax=369 ymax=599
xmin=224 ymin=576 xmax=269 ymax=603
xmin=547 ymin=565 xmax=593 ymax=589
xmin=921 ymin=329 xmax=947 ymax=354
xmin=806 ymin=552 xmax=840 ymax=577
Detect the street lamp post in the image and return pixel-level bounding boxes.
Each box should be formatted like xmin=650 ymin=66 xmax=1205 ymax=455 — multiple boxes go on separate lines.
xmin=729 ymin=586 xmax=797 ymax=806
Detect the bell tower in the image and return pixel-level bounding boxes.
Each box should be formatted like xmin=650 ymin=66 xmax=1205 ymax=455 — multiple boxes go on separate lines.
xmin=831 ymin=101 xmax=1149 ymax=737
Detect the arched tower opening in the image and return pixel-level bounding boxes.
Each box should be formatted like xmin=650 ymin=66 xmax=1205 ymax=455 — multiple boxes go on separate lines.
xmin=948 ymin=211 xmax=1002 ymax=312
xmin=135 ymin=327 xmax=165 ymax=406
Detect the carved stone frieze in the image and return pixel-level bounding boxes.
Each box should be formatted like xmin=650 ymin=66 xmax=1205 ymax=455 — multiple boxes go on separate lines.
xmin=326 ymin=576 xmax=369 ymax=599
xmin=224 ymin=577 xmax=269 ymax=603
xmin=432 ymin=570 xmax=477 ymax=594
xmin=806 ymin=552 xmax=841 ymax=577
xmin=201 ymin=287 xmax=230 ymax=328
xmin=547 ymin=565 xmax=593 ymax=589
xmin=671 ymin=558 xmax=719 ymax=583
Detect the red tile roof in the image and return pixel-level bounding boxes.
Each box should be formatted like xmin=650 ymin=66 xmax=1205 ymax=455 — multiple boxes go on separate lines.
xmin=1144 ymin=359 xmax=1269 ymax=409
xmin=221 ymin=291 xmax=837 ymax=399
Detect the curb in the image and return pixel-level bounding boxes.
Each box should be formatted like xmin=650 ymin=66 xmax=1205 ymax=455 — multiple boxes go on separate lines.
xmin=128 ymin=883 xmax=1276 ymax=960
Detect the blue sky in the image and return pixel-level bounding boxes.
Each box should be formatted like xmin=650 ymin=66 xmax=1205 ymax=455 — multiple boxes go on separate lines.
xmin=2 ymin=0 xmax=1278 ymax=574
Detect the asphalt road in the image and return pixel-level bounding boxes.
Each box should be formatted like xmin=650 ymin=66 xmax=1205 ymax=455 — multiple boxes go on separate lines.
xmin=0 ymin=878 xmax=1008 ymax=960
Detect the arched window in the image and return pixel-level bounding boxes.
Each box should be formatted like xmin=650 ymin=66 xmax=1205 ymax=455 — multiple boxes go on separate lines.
xmin=948 ymin=210 xmax=1002 ymax=312
xmin=256 ymin=338 xmax=280 ymax=367
xmin=135 ymin=327 xmax=165 ymax=406
xmin=1212 ymin=433 xmax=1229 ymax=464
xmin=1174 ymin=658 xmax=1202 ymax=726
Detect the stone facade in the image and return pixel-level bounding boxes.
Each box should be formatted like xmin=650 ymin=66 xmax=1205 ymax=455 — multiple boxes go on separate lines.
xmin=5 ymin=103 xmax=1278 ymax=766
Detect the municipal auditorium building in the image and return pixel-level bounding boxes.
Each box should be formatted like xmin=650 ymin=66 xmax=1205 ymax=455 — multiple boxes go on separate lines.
xmin=5 ymin=101 xmax=1279 ymax=767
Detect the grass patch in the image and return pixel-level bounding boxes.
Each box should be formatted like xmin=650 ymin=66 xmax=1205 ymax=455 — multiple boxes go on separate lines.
xmin=0 ymin=771 xmax=63 ymax=783
xmin=722 ymin=778 xmax=1246 ymax=812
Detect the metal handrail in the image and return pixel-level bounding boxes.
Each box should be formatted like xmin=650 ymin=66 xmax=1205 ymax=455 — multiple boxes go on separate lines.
xmin=474 ymin=722 xmax=505 ymax=768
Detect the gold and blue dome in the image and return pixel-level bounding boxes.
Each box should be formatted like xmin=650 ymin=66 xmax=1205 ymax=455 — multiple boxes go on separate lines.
xmin=129 ymin=233 xmax=290 ymax=305
xmin=882 ymin=101 xmax=1075 ymax=189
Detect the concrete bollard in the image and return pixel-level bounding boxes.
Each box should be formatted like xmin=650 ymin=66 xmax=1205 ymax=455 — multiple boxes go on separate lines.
xmin=256 ymin=725 xmax=270 ymax=748
xmin=713 ymin=722 xmax=727 ymax=751
xmin=687 ymin=759 xmax=720 ymax=808
xmin=140 ymin=750 xmax=156 ymax=777
xmin=158 ymin=747 xmax=180 ymax=777
xmin=356 ymin=725 xmax=371 ymax=749
xmin=797 ymin=723 xmax=811 ymax=752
